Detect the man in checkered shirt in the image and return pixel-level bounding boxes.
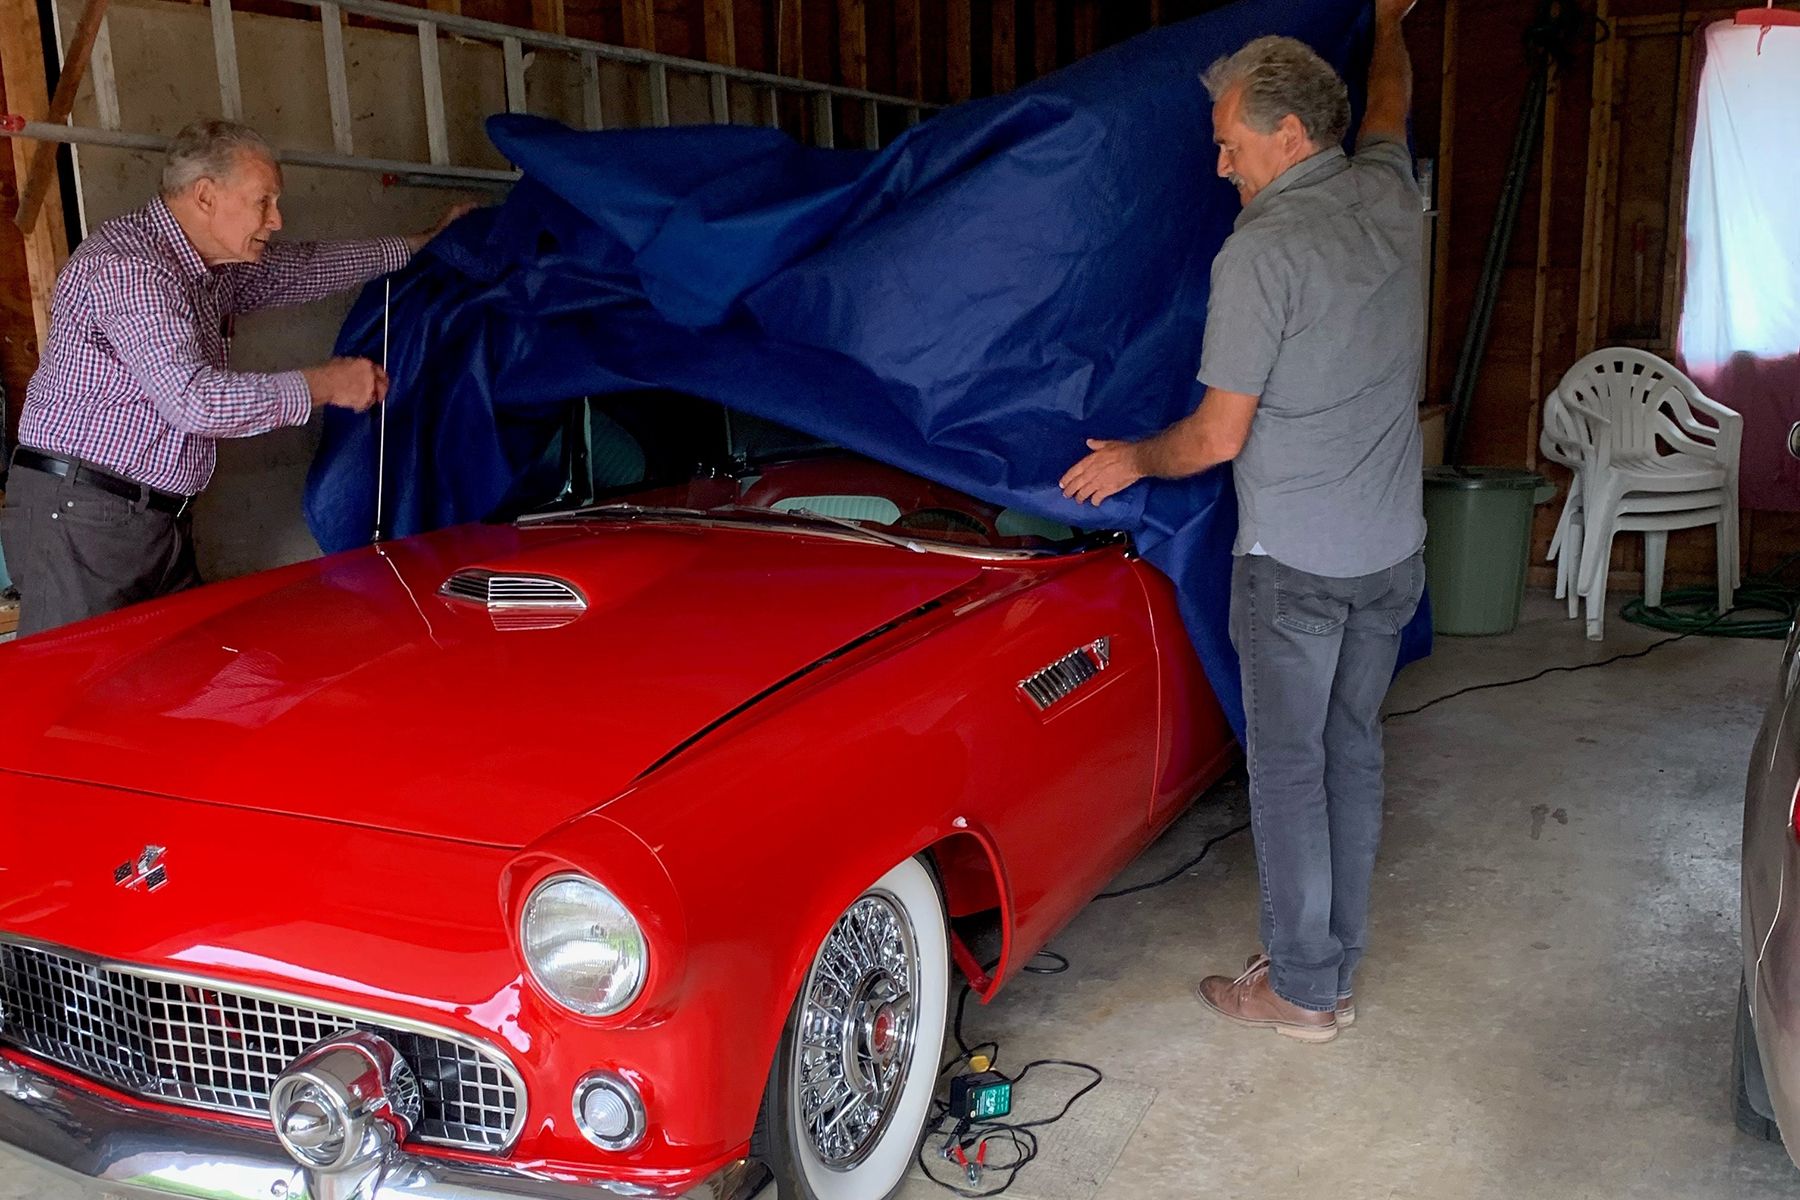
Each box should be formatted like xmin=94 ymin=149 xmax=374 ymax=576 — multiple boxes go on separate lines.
xmin=0 ymin=119 xmax=469 ymax=638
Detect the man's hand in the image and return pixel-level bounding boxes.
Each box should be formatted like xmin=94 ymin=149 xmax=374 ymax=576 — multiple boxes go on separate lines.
xmin=1060 ymin=438 xmax=1146 ymax=507
xmin=405 ymin=202 xmax=478 ymax=253
xmin=302 ymin=357 xmax=389 ymax=413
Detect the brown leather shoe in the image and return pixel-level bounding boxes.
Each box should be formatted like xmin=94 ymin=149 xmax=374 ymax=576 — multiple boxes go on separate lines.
xmin=1243 ymin=952 xmax=1356 ymax=1028
xmin=1199 ymin=956 xmax=1338 ymax=1043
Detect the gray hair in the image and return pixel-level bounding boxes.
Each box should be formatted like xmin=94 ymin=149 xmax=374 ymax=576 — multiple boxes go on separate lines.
xmin=1201 ymin=35 xmax=1350 ymax=149
xmin=160 ymin=119 xmax=275 ymax=197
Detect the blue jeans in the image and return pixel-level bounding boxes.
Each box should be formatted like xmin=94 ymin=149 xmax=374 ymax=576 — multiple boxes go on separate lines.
xmin=1228 ymin=551 xmax=1426 ymax=1012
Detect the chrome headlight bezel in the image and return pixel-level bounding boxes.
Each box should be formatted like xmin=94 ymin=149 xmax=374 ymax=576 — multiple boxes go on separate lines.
xmin=519 ymin=873 xmax=648 ymax=1017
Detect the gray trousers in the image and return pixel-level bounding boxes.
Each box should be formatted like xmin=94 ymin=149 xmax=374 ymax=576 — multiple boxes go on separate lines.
xmin=1229 ymin=550 xmax=1425 ymax=1012
xmin=0 ymin=460 xmax=199 ymax=638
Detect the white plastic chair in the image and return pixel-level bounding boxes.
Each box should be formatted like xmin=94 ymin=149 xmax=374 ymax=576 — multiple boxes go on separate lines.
xmin=1540 ymin=349 xmax=1741 ymax=639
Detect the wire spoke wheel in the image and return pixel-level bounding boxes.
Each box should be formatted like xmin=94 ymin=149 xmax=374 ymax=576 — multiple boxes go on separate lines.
xmin=796 ymin=894 xmax=919 ymax=1167
xmin=757 ymin=857 xmax=950 ymax=1200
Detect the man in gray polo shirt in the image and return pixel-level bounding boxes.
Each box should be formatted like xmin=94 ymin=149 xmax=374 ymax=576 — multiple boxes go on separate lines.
xmin=1061 ymin=0 xmax=1424 ymax=1042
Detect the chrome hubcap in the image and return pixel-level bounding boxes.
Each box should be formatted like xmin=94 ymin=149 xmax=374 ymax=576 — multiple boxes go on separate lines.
xmin=795 ymin=893 xmax=919 ymax=1168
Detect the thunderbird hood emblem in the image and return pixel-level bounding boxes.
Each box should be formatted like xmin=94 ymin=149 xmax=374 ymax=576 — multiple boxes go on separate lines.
xmin=114 ymin=845 xmax=168 ymax=892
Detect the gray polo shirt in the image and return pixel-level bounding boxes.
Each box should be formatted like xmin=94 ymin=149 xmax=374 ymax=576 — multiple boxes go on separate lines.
xmin=1197 ymin=135 xmax=1427 ymax=579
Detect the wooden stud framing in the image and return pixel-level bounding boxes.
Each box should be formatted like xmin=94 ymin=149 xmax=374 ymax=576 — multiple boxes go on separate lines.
xmin=710 ymin=74 xmax=731 ymax=123
xmin=895 ymin=0 xmax=922 ymax=100
xmin=321 ymin=3 xmax=355 ymax=156
xmin=991 ymin=0 xmax=1016 ymax=93
xmin=1658 ymin=16 xmax=1697 ymax=351
xmin=0 ymin=0 xmax=71 ymax=343
xmin=15 ymin=0 xmax=113 ymax=233
xmin=837 ymin=0 xmax=868 ymax=88
xmin=946 ymin=0 xmax=972 ymax=101
xmin=1526 ymin=64 xmax=1560 ymax=471
xmin=702 ymin=0 xmax=736 ymax=66
xmin=502 ymin=36 xmax=527 ymax=113
xmin=1149 ymin=0 xmax=1164 ymax=24
xmin=1576 ymin=0 xmax=1615 ymax=356
xmin=778 ymin=0 xmax=804 ymax=78
xmin=1073 ymin=0 xmax=1099 ymax=60
xmin=1425 ymin=0 xmax=1458 ymax=403
xmin=424 ymin=0 xmax=459 ymax=13
xmin=530 ymin=0 xmax=564 ymax=36
xmin=580 ymin=52 xmax=604 ymax=128
xmin=1033 ymin=0 xmax=1056 ymax=77
xmin=649 ymin=61 xmax=671 ymax=126
xmin=211 ymin=0 xmax=244 ymax=119
xmin=812 ymin=91 xmax=835 ymax=147
xmin=90 ymin=15 xmax=122 ymax=131
xmin=419 ymin=21 xmax=451 ymax=160
xmin=621 ymin=0 xmax=655 ymax=51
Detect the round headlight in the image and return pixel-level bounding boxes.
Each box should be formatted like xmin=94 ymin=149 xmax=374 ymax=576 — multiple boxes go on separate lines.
xmin=521 ymin=874 xmax=647 ymax=1016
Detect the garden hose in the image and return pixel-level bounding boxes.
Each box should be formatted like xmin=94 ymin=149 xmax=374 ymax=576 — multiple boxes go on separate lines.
xmin=1619 ymin=550 xmax=1800 ymax=638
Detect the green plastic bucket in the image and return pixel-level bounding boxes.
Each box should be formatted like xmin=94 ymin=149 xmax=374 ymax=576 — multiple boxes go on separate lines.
xmin=1422 ymin=467 xmax=1555 ymax=636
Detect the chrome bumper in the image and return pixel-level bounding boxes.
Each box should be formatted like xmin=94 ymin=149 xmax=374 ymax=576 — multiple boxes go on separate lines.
xmin=0 ymin=1057 xmax=770 ymax=1200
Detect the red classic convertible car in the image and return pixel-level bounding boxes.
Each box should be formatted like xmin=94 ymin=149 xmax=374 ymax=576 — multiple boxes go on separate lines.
xmin=0 ymin=393 xmax=1235 ymax=1200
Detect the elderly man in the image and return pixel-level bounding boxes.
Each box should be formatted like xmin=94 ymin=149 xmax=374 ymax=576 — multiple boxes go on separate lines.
xmin=1061 ymin=2 xmax=1425 ymax=1042
xmin=0 ymin=118 xmax=467 ymax=638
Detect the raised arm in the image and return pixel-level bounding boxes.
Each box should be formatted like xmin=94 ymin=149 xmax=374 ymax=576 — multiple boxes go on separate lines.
xmin=1359 ymin=0 xmax=1417 ymax=144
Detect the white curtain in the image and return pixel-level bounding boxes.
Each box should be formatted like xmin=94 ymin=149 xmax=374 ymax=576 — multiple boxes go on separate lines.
xmin=1679 ymin=20 xmax=1800 ymax=508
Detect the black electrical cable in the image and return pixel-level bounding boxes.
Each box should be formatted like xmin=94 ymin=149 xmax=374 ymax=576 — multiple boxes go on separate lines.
xmin=1093 ymin=817 xmax=1250 ymax=900
xmin=1022 ymin=949 xmax=1070 ymax=975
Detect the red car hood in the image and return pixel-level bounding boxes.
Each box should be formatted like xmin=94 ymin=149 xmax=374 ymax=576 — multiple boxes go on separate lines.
xmin=0 ymin=520 xmax=983 ymax=847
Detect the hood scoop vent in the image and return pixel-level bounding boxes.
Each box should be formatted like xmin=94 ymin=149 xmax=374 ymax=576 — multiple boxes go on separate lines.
xmin=441 ymin=569 xmax=587 ymax=630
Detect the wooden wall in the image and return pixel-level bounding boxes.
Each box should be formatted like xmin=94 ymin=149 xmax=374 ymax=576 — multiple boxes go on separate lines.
xmin=11 ymin=0 xmax=1772 ymax=589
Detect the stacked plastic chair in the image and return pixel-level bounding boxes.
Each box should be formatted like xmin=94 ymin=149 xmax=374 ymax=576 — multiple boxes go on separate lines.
xmin=1539 ymin=348 xmax=1741 ymax=640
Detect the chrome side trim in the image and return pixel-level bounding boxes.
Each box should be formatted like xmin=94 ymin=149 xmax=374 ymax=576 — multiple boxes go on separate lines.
xmin=0 ymin=932 xmax=530 ymax=1153
xmin=0 ymin=1055 xmax=771 ymax=1200
xmin=1018 ymin=637 xmax=1112 ymax=712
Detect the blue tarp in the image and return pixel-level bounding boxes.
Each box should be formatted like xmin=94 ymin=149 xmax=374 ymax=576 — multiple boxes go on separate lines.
xmin=305 ymin=0 xmax=1430 ymax=737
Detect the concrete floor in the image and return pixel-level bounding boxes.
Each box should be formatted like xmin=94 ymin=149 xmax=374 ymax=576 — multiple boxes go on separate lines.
xmin=5 ymin=594 xmax=1796 ymax=1198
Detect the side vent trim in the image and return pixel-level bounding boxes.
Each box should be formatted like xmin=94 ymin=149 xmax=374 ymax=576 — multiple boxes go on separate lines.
xmin=440 ymin=569 xmax=588 ymax=612
xmin=1018 ymin=637 xmax=1112 ymax=712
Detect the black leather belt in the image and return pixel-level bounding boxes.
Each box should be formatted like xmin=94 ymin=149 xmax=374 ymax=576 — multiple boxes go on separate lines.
xmin=11 ymin=448 xmax=196 ymax=518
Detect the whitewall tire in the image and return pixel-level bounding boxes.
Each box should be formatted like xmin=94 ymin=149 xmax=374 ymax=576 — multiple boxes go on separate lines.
xmin=754 ymin=856 xmax=951 ymax=1200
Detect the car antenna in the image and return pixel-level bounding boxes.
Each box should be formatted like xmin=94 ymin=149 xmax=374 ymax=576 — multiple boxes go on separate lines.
xmin=372 ymin=277 xmax=391 ymax=544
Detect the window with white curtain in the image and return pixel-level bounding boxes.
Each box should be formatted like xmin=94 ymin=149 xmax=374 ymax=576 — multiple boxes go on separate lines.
xmin=1679 ymin=20 xmax=1800 ymax=508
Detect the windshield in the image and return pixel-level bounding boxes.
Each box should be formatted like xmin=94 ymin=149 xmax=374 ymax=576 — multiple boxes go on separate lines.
xmin=507 ymin=391 xmax=1087 ymax=554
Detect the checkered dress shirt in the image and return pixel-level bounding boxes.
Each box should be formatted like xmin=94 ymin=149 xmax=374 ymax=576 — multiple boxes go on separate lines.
xmin=18 ymin=197 xmax=410 ymax=496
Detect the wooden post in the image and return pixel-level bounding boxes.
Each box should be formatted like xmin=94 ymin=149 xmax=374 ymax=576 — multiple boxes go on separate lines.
xmin=424 ymin=0 xmax=459 ymax=13
xmin=779 ymin=0 xmax=804 ymax=77
xmin=1073 ymin=0 xmax=1098 ymax=59
xmin=0 ymin=0 xmax=73 ymax=345
xmin=702 ymin=0 xmax=736 ymax=66
xmin=1149 ymin=0 xmax=1164 ymax=25
xmin=1576 ymin=0 xmax=1615 ymax=356
xmin=946 ymin=0 xmax=972 ymax=100
xmin=14 ymin=0 xmax=112 ymax=235
xmin=530 ymin=0 xmax=564 ymax=36
xmin=1658 ymin=17 xmax=1696 ymax=351
xmin=621 ymin=0 xmax=655 ymax=51
xmin=992 ymin=0 xmax=1016 ymax=93
xmin=1425 ymin=0 xmax=1458 ymax=403
xmin=837 ymin=0 xmax=868 ymax=88
xmin=1033 ymin=0 xmax=1056 ymax=77
xmin=895 ymin=0 xmax=923 ymax=99
xmin=1526 ymin=64 xmax=1560 ymax=471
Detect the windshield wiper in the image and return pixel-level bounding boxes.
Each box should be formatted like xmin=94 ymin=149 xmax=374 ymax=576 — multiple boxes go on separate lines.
xmin=710 ymin=505 xmax=930 ymax=553
xmin=516 ymin=503 xmax=711 ymax=526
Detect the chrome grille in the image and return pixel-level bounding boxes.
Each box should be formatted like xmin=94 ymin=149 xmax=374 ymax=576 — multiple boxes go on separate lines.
xmin=1019 ymin=637 xmax=1112 ymax=711
xmin=440 ymin=568 xmax=585 ymax=610
xmin=0 ymin=940 xmax=524 ymax=1152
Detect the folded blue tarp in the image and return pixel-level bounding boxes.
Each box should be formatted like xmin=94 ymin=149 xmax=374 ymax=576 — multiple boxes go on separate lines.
xmin=305 ymin=0 xmax=1430 ymax=737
